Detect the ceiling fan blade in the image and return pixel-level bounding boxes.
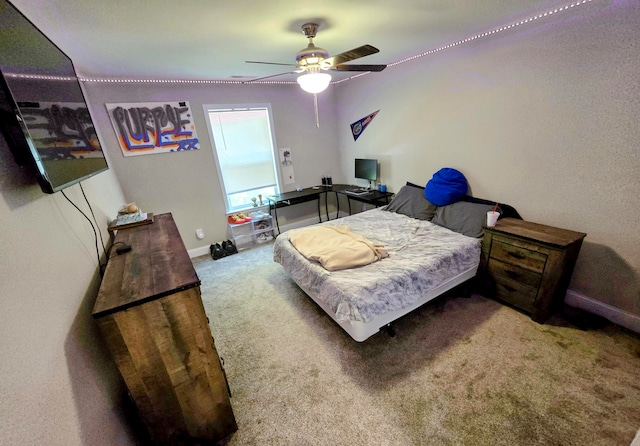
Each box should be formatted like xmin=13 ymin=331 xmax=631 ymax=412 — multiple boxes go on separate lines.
xmin=246 ymin=60 xmax=297 ymax=67
xmin=333 ymin=64 xmax=387 ymax=72
xmin=324 ymin=44 xmax=380 ymax=67
xmin=244 ymin=70 xmax=298 ymax=82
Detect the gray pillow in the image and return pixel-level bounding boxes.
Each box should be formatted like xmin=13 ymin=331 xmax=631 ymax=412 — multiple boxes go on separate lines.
xmin=383 ymin=185 xmax=437 ymax=220
xmin=431 ymin=201 xmax=502 ymax=238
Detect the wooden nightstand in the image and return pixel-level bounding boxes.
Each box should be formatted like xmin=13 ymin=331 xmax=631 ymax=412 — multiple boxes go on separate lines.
xmin=478 ymin=218 xmax=586 ymax=323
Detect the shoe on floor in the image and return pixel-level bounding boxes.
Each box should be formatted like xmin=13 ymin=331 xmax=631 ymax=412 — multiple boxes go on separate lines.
xmin=225 ymin=239 xmax=238 ymax=255
xmin=211 ymin=243 xmax=225 ymax=260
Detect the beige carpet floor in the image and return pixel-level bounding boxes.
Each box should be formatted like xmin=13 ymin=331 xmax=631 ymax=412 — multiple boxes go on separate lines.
xmin=193 ymin=242 xmax=640 ymax=446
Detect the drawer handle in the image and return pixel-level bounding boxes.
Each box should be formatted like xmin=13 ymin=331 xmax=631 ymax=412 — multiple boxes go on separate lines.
xmin=505 ymin=270 xmax=520 ymax=279
xmin=503 ymin=284 xmax=516 ymax=292
xmin=507 ymin=251 xmax=526 ymax=260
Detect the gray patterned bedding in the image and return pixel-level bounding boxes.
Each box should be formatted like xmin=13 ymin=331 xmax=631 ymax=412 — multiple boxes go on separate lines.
xmin=273 ymin=208 xmax=482 ymax=327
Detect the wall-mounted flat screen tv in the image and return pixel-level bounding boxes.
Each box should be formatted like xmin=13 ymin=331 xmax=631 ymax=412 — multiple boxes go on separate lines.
xmin=355 ymin=158 xmax=378 ymax=183
xmin=0 ymin=0 xmax=108 ymax=194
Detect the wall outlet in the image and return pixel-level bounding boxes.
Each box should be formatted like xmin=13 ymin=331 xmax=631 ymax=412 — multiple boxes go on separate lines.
xmin=195 ymin=228 xmax=204 ymax=239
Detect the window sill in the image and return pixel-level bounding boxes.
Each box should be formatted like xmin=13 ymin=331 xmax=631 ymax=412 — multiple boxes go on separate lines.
xmin=226 ymin=204 xmax=270 ymax=216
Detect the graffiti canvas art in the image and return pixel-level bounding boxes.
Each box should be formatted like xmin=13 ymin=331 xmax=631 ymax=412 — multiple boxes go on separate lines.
xmin=106 ymin=101 xmax=200 ymax=157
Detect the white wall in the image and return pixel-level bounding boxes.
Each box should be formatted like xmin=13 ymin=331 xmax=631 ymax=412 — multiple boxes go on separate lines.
xmin=0 ymin=140 xmax=139 ymax=443
xmin=335 ymin=1 xmax=640 ymax=318
xmin=82 ymin=82 xmax=341 ymax=252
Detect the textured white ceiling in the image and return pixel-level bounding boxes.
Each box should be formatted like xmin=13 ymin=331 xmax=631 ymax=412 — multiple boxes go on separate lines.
xmin=6 ymin=0 xmax=580 ymax=82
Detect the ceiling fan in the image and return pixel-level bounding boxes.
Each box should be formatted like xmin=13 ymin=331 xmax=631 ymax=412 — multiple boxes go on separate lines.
xmin=245 ymin=22 xmax=387 ymax=94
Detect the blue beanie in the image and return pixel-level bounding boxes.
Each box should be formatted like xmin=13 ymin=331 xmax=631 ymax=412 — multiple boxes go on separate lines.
xmin=425 ymin=168 xmax=468 ymax=206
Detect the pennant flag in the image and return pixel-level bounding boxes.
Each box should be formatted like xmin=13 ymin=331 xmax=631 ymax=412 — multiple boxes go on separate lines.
xmin=350 ymin=110 xmax=379 ymax=141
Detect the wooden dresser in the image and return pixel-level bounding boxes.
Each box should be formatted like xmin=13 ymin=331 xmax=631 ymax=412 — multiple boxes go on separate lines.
xmin=93 ymin=213 xmax=237 ymax=444
xmin=479 ymin=218 xmax=586 ymax=323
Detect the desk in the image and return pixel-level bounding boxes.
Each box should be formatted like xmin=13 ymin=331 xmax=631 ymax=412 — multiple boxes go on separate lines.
xmin=333 ymin=184 xmax=394 ymax=215
xmin=267 ymin=187 xmax=329 ymax=234
xmin=267 ymin=185 xmax=394 ymax=233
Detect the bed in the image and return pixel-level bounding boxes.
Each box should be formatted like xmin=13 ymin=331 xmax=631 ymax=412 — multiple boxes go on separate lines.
xmin=273 ymin=183 xmax=520 ymax=342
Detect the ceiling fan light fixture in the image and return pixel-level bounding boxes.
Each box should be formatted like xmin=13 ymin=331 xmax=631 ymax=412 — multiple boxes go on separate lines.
xmin=297 ymin=72 xmax=332 ymax=94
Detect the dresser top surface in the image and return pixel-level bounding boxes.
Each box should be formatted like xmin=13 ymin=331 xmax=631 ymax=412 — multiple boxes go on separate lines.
xmin=487 ymin=218 xmax=586 ymax=247
xmin=93 ymin=213 xmax=200 ymax=318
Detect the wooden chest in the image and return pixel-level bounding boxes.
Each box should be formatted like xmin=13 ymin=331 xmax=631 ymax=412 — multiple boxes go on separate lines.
xmin=93 ymin=213 xmax=237 ymax=444
xmin=479 ymin=218 xmax=586 ymax=322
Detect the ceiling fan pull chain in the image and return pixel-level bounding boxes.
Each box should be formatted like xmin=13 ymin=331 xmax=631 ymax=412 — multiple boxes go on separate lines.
xmin=314 ymin=93 xmax=320 ymax=128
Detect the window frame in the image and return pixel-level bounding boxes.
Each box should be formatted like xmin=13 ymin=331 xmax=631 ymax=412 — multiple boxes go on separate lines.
xmin=203 ymin=103 xmax=281 ymax=213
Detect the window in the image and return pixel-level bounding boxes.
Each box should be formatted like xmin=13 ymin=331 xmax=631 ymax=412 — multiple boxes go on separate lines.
xmin=204 ymin=104 xmax=280 ymax=213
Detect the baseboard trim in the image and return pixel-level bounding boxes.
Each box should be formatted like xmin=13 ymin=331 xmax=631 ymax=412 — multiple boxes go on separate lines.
xmin=565 ymin=290 xmax=640 ymax=334
xmin=189 ymin=245 xmax=211 ymax=258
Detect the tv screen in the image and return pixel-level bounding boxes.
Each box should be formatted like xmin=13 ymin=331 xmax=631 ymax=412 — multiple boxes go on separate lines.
xmin=355 ymin=158 xmax=378 ymax=182
xmin=0 ymin=0 xmax=108 ymax=194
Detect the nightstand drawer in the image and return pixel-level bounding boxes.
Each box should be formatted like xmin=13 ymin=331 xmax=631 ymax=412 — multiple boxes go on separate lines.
xmin=487 ymin=258 xmax=542 ymax=289
xmin=490 ymin=239 xmax=547 ymax=273
xmin=493 ymin=276 xmax=538 ymax=313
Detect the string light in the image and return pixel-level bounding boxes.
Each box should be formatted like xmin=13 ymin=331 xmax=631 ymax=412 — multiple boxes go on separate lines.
xmin=333 ymin=0 xmax=594 ymax=85
xmin=77 ymin=77 xmax=294 ymax=85
xmin=75 ymin=0 xmax=594 ymax=86
xmin=4 ymin=73 xmax=76 ymax=81
xmin=386 ymin=0 xmax=593 ymax=69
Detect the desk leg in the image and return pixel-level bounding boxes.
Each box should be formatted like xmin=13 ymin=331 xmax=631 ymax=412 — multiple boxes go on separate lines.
xmin=316 ymin=197 xmax=322 ymax=223
xmin=347 ymin=197 xmax=352 ymax=215
xmin=270 ymin=202 xmax=280 ymax=234
xmin=324 ymin=192 xmax=330 ymax=221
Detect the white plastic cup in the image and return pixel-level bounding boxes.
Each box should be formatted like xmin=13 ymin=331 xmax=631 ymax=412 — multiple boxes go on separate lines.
xmin=486 ymin=211 xmax=500 ymax=227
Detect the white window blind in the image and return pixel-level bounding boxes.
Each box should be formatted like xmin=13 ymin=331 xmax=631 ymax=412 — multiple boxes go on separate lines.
xmin=204 ymin=105 xmax=280 ymax=212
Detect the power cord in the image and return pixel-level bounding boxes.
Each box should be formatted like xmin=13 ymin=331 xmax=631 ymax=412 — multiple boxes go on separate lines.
xmin=62 ymin=183 xmax=130 ymax=277
xmin=61 ymin=188 xmax=101 ymax=268
xmin=79 ymin=182 xmax=106 ymax=253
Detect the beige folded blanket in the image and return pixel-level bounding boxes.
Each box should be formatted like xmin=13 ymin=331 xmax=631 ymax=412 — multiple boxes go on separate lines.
xmin=288 ymin=225 xmax=388 ymax=271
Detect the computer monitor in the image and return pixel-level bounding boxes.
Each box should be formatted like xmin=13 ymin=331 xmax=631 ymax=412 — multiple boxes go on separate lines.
xmin=355 ymin=159 xmax=377 ymax=185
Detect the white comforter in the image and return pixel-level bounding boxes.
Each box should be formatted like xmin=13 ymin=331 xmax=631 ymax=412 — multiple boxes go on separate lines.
xmin=273 ymin=208 xmax=482 ymax=323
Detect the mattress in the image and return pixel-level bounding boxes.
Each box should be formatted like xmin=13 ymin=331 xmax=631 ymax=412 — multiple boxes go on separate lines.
xmin=273 ymin=208 xmax=482 ymax=326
